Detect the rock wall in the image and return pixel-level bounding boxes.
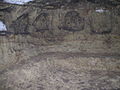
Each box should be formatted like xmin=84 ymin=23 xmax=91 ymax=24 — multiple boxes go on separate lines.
xmin=0 ymin=0 xmax=120 ymax=90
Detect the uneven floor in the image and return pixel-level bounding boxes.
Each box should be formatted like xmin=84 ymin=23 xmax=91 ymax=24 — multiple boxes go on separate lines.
xmin=0 ymin=35 xmax=120 ymax=90
xmin=0 ymin=52 xmax=120 ymax=90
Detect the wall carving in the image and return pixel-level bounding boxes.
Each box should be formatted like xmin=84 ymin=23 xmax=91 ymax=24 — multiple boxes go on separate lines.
xmin=59 ymin=11 xmax=85 ymax=32
xmin=11 ymin=13 xmax=29 ymax=35
xmin=89 ymin=12 xmax=112 ymax=34
xmin=33 ymin=13 xmax=50 ymax=32
xmin=0 ymin=10 xmax=115 ymax=36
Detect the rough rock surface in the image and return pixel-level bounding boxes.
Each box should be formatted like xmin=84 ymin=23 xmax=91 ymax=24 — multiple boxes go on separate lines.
xmin=0 ymin=0 xmax=120 ymax=90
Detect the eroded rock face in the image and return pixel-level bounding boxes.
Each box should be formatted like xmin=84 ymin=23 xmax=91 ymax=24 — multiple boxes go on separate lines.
xmin=0 ymin=0 xmax=120 ymax=90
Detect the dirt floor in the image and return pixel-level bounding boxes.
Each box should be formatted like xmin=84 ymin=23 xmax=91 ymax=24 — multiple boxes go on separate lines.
xmin=0 ymin=36 xmax=120 ymax=90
